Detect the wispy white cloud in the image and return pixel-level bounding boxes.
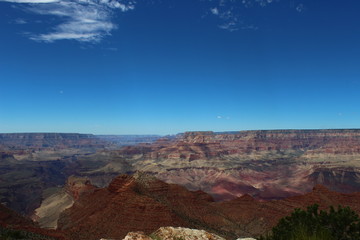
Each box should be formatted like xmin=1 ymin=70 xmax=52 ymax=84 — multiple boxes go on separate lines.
xmin=219 ymin=21 xmax=238 ymax=32
xmin=1 ymin=0 xmax=135 ymax=43
xmin=14 ymin=18 xmax=27 ymax=24
xmin=211 ymin=7 xmax=219 ymax=15
xmin=217 ymin=115 xmax=231 ymax=120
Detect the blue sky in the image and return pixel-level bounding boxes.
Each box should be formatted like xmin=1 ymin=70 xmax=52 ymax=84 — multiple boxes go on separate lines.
xmin=0 ymin=0 xmax=360 ymax=135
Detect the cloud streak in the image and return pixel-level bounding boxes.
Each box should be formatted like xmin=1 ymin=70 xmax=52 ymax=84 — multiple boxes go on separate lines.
xmin=1 ymin=0 xmax=135 ymax=42
xmin=217 ymin=115 xmax=231 ymax=120
xmin=208 ymin=0 xmax=277 ymax=31
xmin=208 ymin=0 xmax=305 ymax=31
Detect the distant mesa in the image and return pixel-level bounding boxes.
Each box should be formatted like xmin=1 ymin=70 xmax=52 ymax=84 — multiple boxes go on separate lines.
xmin=117 ymin=129 xmax=360 ymax=201
xmin=0 ymin=133 xmax=105 ymax=150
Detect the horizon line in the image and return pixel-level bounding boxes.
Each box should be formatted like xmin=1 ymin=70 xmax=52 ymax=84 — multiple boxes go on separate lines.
xmin=1 ymin=127 xmax=360 ymax=136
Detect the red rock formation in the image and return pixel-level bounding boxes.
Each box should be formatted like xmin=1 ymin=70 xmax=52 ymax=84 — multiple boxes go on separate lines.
xmin=65 ymin=176 xmax=97 ymax=200
xmin=57 ymin=173 xmax=236 ymax=240
xmin=218 ymin=184 xmax=360 ymax=236
xmin=57 ymin=173 xmax=360 ymax=240
xmin=145 ymin=130 xmax=360 ymax=159
xmin=116 ymin=130 xmax=360 ymax=201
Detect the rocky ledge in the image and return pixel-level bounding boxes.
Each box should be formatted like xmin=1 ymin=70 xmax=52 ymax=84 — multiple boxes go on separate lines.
xmin=123 ymin=227 xmax=226 ymax=240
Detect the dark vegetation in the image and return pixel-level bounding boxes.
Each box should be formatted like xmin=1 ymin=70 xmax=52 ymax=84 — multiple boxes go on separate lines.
xmin=260 ymin=204 xmax=360 ymax=240
xmin=0 ymin=226 xmax=56 ymax=240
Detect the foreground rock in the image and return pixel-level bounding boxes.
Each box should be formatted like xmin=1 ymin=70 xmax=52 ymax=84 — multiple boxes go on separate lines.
xmin=123 ymin=227 xmax=225 ymax=240
xmin=122 ymin=231 xmax=152 ymax=240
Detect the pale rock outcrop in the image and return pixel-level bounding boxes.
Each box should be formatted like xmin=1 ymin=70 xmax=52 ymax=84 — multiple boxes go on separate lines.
xmin=122 ymin=227 xmax=225 ymax=240
xmin=119 ymin=228 xmax=259 ymax=240
xmin=122 ymin=232 xmax=152 ymax=240
xmin=152 ymin=227 xmax=225 ymax=240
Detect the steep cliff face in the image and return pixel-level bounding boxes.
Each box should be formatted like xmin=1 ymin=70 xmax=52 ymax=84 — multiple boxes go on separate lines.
xmin=57 ymin=173 xmax=360 ymax=240
xmin=118 ymin=130 xmax=360 ymax=201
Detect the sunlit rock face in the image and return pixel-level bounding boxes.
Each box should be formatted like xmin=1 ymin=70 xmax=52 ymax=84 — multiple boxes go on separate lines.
xmin=122 ymin=232 xmax=152 ymax=240
xmin=121 ymin=227 xmax=225 ymax=240
xmin=152 ymin=227 xmax=225 ymax=240
xmin=117 ymin=129 xmax=360 ymax=201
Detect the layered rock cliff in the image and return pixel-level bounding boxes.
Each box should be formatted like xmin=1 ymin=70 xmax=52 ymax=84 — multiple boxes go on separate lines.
xmin=57 ymin=172 xmax=231 ymax=240
xmin=117 ymin=129 xmax=360 ymax=201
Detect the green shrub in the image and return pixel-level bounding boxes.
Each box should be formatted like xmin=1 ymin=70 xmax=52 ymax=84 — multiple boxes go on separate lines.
xmin=259 ymin=204 xmax=360 ymax=240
